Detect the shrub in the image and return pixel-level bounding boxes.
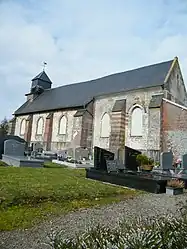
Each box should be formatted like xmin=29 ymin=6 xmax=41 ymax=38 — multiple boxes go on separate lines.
xmin=47 ymin=214 xmax=187 ymax=249
xmin=136 ymin=154 xmax=153 ymax=166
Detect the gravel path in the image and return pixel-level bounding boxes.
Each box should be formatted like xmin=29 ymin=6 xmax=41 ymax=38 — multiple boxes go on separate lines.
xmin=1 ymin=193 xmax=187 ymax=249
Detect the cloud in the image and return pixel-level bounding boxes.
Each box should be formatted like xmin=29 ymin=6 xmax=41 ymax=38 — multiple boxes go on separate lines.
xmin=0 ymin=0 xmax=187 ymax=120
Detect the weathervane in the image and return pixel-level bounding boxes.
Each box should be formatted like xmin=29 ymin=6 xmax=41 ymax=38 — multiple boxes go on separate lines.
xmin=43 ymin=61 xmax=47 ymax=71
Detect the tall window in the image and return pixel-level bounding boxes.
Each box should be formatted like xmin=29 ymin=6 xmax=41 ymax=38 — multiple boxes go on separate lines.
xmin=20 ymin=119 xmax=26 ymax=136
xmin=36 ymin=117 xmax=44 ymax=135
xmin=131 ymin=107 xmax=143 ymax=136
xmin=59 ymin=116 xmax=67 ymax=135
xmin=100 ymin=113 xmax=111 ymax=138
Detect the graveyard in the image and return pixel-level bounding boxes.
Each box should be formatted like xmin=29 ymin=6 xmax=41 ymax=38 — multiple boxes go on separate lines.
xmin=1 ymin=136 xmax=187 ymax=195
xmin=85 ymin=146 xmax=187 ymax=194
xmin=0 ymin=164 xmax=139 ymax=231
xmin=1 ymin=135 xmax=187 ymax=231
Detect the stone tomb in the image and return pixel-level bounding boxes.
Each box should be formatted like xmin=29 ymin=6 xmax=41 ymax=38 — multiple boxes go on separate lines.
xmin=2 ymin=139 xmax=44 ymax=167
xmin=86 ymin=146 xmax=170 ymax=194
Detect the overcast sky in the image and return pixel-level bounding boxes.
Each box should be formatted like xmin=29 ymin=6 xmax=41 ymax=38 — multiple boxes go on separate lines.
xmin=0 ymin=0 xmax=187 ymax=120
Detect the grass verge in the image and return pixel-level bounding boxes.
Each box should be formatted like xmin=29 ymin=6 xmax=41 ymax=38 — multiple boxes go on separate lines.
xmin=0 ymin=164 xmax=141 ymax=231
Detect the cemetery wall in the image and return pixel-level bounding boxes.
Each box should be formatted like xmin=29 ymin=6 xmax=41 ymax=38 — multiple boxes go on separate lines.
xmin=93 ymin=86 xmax=163 ymax=153
xmin=162 ymin=99 xmax=187 ymax=158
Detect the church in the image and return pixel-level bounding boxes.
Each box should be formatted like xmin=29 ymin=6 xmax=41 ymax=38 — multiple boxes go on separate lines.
xmin=10 ymin=56 xmax=187 ymax=160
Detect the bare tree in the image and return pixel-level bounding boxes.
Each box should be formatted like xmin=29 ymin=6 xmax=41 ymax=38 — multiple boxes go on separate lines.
xmin=0 ymin=117 xmax=9 ymax=136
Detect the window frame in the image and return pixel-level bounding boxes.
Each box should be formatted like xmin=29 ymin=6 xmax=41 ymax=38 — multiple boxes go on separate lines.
xmin=100 ymin=112 xmax=111 ymax=138
xmin=58 ymin=115 xmax=67 ymax=135
xmin=36 ymin=117 xmax=44 ymax=135
xmin=130 ymin=105 xmax=143 ymax=137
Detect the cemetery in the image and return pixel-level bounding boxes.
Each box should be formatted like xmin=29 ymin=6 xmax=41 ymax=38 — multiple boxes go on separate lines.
xmin=86 ymin=146 xmax=187 ymax=194
xmin=1 ymin=135 xmax=187 ymax=194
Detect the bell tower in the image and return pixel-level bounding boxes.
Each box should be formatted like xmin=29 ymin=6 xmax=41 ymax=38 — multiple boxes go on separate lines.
xmin=25 ymin=63 xmax=52 ymax=101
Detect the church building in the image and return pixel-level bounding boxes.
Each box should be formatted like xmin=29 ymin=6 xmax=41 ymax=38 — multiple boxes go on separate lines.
xmin=10 ymin=56 xmax=187 ymax=160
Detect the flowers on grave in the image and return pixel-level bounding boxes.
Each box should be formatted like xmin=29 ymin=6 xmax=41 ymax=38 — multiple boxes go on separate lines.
xmin=136 ymin=154 xmax=154 ymax=166
xmin=154 ymin=161 xmax=160 ymax=168
xmin=167 ymin=179 xmax=184 ymax=189
xmin=136 ymin=154 xmax=154 ymax=171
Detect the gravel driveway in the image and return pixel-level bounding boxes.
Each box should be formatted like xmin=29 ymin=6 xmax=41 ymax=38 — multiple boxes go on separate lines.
xmin=1 ymin=193 xmax=187 ymax=249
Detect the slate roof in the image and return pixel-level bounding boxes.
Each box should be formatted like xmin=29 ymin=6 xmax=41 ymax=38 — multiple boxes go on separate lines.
xmin=14 ymin=59 xmax=173 ymax=115
xmin=32 ymin=71 xmax=52 ymax=83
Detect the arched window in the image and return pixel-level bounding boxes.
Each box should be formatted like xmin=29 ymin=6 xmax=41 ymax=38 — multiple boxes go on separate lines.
xmin=36 ymin=117 xmax=44 ymax=135
xmin=59 ymin=116 xmax=67 ymax=135
xmin=100 ymin=113 xmax=111 ymax=138
xmin=131 ymin=107 xmax=143 ymax=136
xmin=20 ymin=119 xmax=26 ymax=136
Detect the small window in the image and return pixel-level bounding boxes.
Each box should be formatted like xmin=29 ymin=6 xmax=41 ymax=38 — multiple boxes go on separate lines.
xmin=20 ymin=119 xmax=26 ymax=136
xmin=36 ymin=117 xmax=44 ymax=135
xmin=100 ymin=113 xmax=111 ymax=138
xmin=59 ymin=116 xmax=67 ymax=135
xmin=131 ymin=107 xmax=143 ymax=136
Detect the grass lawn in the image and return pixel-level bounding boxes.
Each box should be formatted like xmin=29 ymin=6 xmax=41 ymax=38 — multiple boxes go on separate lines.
xmin=0 ymin=163 xmax=140 ymax=231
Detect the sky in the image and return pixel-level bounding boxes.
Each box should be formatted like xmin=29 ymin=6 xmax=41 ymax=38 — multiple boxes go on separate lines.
xmin=0 ymin=0 xmax=187 ymax=120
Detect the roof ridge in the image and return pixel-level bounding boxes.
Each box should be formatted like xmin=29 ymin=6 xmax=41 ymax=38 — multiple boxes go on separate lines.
xmin=14 ymin=58 xmax=175 ymax=115
xmin=45 ymin=58 xmax=174 ymax=92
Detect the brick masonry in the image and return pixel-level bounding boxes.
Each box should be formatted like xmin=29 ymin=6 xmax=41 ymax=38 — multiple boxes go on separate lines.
xmin=24 ymin=115 xmax=33 ymax=143
xmin=161 ymin=99 xmax=187 ymax=159
xmin=109 ymin=111 xmax=126 ymax=153
xmin=80 ymin=102 xmax=94 ymax=148
xmin=44 ymin=113 xmax=53 ymax=150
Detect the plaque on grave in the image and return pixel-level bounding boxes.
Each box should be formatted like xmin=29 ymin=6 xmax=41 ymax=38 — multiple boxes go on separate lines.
xmin=94 ymin=146 xmax=114 ymax=171
xmin=106 ymin=160 xmax=118 ymax=173
xmin=160 ymin=151 xmax=173 ymax=170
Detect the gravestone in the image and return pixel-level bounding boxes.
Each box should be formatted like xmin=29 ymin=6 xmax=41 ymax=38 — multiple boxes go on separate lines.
xmin=160 ymin=151 xmax=173 ymax=170
xmin=0 ymin=135 xmax=25 ymax=159
xmin=4 ymin=139 xmax=25 ymax=157
xmin=33 ymin=142 xmax=43 ymax=152
xmin=124 ymin=146 xmax=141 ymax=171
xmin=182 ymin=154 xmax=187 ymax=170
xmin=94 ymin=146 xmax=114 ymax=171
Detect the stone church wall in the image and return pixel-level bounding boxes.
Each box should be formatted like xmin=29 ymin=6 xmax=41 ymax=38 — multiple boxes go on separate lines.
xmin=164 ymin=59 xmax=187 ymax=105
xmin=161 ymin=99 xmax=187 ymax=159
xmin=50 ymin=110 xmax=78 ymax=151
xmin=14 ymin=115 xmax=30 ymax=139
xmin=30 ymin=113 xmax=50 ymax=146
xmin=93 ymin=86 xmax=163 ymax=154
